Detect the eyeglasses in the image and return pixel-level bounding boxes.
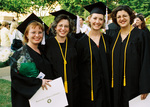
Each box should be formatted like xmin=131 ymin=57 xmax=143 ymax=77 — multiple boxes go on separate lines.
xmin=116 ymin=15 xmax=129 ymax=19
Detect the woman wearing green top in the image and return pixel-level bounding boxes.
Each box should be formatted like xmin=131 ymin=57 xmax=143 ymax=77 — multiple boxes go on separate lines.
xmin=0 ymin=17 xmax=53 ymax=107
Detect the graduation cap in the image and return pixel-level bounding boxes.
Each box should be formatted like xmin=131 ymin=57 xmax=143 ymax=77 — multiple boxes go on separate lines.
xmin=84 ymin=2 xmax=111 ymax=15
xmin=50 ymin=9 xmax=77 ymax=20
xmin=17 ymin=13 xmax=48 ymax=35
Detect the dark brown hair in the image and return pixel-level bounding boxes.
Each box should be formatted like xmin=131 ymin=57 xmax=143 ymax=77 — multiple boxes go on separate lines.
xmin=51 ymin=14 xmax=75 ymax=36
xmin=136 ymin=15 xmax=146 ymax=30
xmin=111 ymin=5 xmax=135 ymax=26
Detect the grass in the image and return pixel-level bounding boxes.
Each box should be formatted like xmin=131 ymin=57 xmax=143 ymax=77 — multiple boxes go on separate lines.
xmin=0 ymin=79 xmax=11 ymax=107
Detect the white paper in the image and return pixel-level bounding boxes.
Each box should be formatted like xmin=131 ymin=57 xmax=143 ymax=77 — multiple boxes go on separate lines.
xmin=29 ymin=77 xmax=68 ymax=107
xmin=36 ymin=72 xmax=45 ymax=79
xmin=129 ymin=94 xmax=150 ymax=107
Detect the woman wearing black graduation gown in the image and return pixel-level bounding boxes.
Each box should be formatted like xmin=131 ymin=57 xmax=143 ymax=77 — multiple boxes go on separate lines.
xmin=109 ymin=5 xmax=150 ymax=107
xmin=44 ymin=13 xmax=79 ymax=107
xmin=0 ymin=21 xmax=53 ymax=107
xmin=76 ymin=2 xmax=111 ymax=107
xmin=134 ymin=15 xmax=150 ymax=36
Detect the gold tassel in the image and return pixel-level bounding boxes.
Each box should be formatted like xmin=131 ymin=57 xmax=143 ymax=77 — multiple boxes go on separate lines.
xmin=111 ymin=78 xmax=114 ymax=88
xmin=91 ymin=90 xmax=94 ymax=101
xmin=123 ymin=76 xmax=126 ymax=86
xmin=64 ymin=81 xmax=68 ymax=93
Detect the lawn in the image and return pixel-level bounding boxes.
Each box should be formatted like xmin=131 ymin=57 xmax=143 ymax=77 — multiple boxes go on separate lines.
xmin=0 ymin=79 xmax=11 ymax=107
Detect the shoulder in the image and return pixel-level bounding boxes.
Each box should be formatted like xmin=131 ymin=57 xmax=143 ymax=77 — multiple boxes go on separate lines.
xmin=76 ymin=34 xmax=89 ymax=48
xmin=131 ymin=27 xmax=149 ymax=41
xmin=1 ymin=27 xmax=9 ymax=33
xmin=45 ymin=36 xmax=55 ymax=44
xmin=68 ymin=35 xmax=77 ymax=42
xmin=78 ymin=34 xmax=88 ymax=42
xmin=132 ymin=27 xmax=145 ymax=36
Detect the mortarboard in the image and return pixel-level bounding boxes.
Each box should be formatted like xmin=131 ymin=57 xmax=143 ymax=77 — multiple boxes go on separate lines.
xmin=17 ymin=13 xmax=48 ymax=35
xmin=84 ymin=2 xmax=111 ymax=15
xmin=50 ymin=9 xmax=77 ymax=20
xmin=17 ymin=13 xmax=49 ymax=45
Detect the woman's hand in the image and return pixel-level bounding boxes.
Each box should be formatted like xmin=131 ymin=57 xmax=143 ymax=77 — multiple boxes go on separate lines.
xmin=42 ymin=79 xmax=52 ymax=90
xmin=141 ymin=93 xmax=149 ymax=100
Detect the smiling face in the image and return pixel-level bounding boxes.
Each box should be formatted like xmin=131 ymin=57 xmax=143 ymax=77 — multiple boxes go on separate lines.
xmin=89 ymin=13 xmax=104 ymax=30
xmin=135 ymin=17 xmax=143 ymax=27
xmin=55 ymin=19 xmax=70 ymax=38
xmin=116 ymin=10 xmax=131 ymax=28
xmin=27 ymin=26 xmax=43 ymax=46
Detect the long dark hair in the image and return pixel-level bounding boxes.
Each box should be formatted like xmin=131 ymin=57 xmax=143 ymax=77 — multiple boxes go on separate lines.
xmin=136 ymin=15 xmax=146 ymax=30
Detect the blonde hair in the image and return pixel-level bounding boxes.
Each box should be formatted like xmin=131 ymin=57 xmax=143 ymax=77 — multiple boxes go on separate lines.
xmin=1 ymin=21 xmax=9 ymax=27
xmin=10 ymin=21 xmax=18 ymax=35
xmin=87 ymin=14 xmax=105 ymax=29
xmin=23 ymin=21 xmax=44 ymax=44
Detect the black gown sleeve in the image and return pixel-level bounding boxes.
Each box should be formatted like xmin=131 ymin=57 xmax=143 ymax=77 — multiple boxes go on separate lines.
xmin=139 ymin=31 xmax=150 ymax=94
xmin=10 ymin=49 xmax=42 ymax=99
xmin=11 ymin=71 xmax=42 ymax=99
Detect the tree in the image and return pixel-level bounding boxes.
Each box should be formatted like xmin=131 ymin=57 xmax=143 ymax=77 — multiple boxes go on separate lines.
xmin=0 ymin=0 xmax=58 ymax=21
xmin=117 ymin=0 xmax=150 ymax=17
xmin=58 ymin=0 xmax=116 ymax=19
xmin=58 ymin=0 xmax=150 ymax=18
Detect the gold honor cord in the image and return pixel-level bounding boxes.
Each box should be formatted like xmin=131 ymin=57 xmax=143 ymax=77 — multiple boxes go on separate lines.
xmin=55 ymin=37 xmax=68 ymax=93
xmin=88 ymin=31 xmax=107 ymax=101
xmin=111 ymin=26 xmax=132 ymax=88
xmin=88 ymin=33 xmax=94 ymax=101
xmin=101 ymin=33 xmax=107 ymax=53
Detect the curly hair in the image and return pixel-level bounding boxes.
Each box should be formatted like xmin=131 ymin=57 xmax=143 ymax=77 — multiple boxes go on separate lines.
xmin=51 ymin=14 xmax=75 ymax=36
xmin=111 ymin=5 xmax=135 ymax=26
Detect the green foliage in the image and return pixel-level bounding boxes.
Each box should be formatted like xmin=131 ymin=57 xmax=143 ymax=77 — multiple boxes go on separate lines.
xmin=0 ymin=79 xmax=11 ymax=107
xmin=0 ymin=0 xmax=149 ymax=21
xmin=147 ymin=26 xmax=150 ymax=30
xmin=42 ymin=15 xmax=54 ymax=26
xmin=146 ymin=15 xmax=150 ymax=30
xmin=146 ymin=16 xmax=150 ymax=24
xmin=1 ymin=0 xmax=32 ymax=14
xmin=0 ymin=0 xmax=56 ymax=16
xmin=119 ymin=0 xmax=150 ymax=17
xmin=59 ymin=0 xmax=150 ymax=19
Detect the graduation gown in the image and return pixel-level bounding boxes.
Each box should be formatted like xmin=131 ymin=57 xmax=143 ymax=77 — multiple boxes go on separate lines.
xmin=109 ymin=27 xmax=150 ymax=107
xmin=10 ymin=45 xmax=52 ymax=107
xmin=76 ymin=34 xmax=111 ymax=107
xmin=45 ymin=35 xmax=79 ymax=107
